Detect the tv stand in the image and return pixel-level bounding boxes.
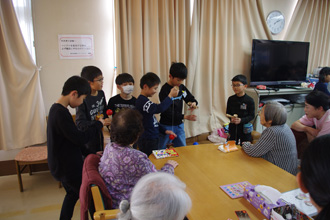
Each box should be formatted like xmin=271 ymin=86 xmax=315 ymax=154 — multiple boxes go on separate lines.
xmin=246 ymin=87 xmax=312 ymax=133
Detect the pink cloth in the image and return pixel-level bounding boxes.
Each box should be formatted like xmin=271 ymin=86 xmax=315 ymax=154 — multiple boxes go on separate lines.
xmin=299 ymin=109 xmax=330 ymax=137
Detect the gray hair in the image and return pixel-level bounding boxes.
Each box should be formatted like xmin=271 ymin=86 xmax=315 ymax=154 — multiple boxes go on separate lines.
xmin=118 ymin=172 xmax=192 ymax=220
xmin=264 ymin=101 xmax=287 ymax=126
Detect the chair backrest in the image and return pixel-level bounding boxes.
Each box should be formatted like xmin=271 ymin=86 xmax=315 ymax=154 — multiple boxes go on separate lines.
xmin=91 ymin=185 xmax=119 ymax=220
xmin=80 ymin=154 xmax=113 ymax=220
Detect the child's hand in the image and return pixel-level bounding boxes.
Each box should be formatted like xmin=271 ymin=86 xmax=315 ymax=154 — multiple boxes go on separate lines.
xmin=104 ymin=118 xmax=111 ymax=126
xmin=168 ymin=86 xmax=179 ymax=98
xmin=165 ymin=130 xmax=177 ymax=137
xmin=188 ymin=102 xmax=197 ymax=110
xmin=231 ymin=117 xmax=241 ymax=125
xmin=184 ymin=114 xmax=197 ymax=121
xmin=96 ymin=151 xmax=103 ymax=157
xmin=98 ymin=118 xmax=105 ymax=125
xmin=166 ymin=160 xmax=179 ymax=168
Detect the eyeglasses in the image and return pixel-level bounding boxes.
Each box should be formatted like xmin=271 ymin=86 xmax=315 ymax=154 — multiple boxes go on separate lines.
xmin=231 ymin=84 xmax=244 ymax=88
xmin=94 ymin=77 xmax=104 ymax=82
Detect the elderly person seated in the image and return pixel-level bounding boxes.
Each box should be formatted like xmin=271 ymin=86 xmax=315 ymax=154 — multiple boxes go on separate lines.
xmin=117 ymin=172 xmax=192 ymax=220
xmin=242 ymin=101 xmax=298 ymax=175
xmin=99 ymin=109 xmax=178 ymax=208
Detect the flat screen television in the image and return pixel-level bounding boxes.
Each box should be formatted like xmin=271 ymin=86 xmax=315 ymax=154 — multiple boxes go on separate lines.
xmin=250 ymin=39 xmax=310 ymax=87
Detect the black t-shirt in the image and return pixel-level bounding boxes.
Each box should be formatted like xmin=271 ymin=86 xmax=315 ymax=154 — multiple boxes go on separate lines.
xmin=107 ymin=94 xmax=136 ymax=116
xmin=159 ymin=83 xmax=198 ymax=126
xmin=47 ymin=103 xmax=102 ymax=182
xmin=75 ymin=90 xmax=107 ymax=155
xmin=226 ymin=94 xmax=255 ymax=142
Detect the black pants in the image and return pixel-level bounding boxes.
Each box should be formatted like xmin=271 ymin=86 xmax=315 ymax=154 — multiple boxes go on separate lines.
xmin=137 ymin=138 xmax=159 ymax=156
xmin=60 ymin=178 xmax=81 ymax=220
xmin=228 ymin=123 xmax=252 ymax=145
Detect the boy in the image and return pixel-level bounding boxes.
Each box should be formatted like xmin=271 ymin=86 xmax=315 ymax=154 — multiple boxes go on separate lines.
xmin=76 ymin=66 xmax=111 ymax=156
xmin=107 ymin=73 xmax=136 ymax=116
xmin=291 ymin=90 xmax=330 ymax=158
xmin=159 ymin=62 xmax=198 ymax=148
xmin=47 ymin=76 xmax=105 ymax=219
xmin=136 ymin=72 xmax=179 ymax=156
xmin=226 ymin=74 xmax=255 ymax=144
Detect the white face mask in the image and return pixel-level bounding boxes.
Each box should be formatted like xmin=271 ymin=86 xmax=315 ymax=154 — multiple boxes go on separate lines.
xmin=122 ymin=85 xmax=134 ymax=94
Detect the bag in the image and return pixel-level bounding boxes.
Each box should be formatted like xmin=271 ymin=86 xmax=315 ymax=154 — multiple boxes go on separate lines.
xmin=243 ymin=123 xmax=253 ymax=134
xmin=208 ymin=127 xmax=227 ymax=144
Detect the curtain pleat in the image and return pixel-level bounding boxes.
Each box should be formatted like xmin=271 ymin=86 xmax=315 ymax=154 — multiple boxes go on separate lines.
xmin=186 ymin=0 xmax=269 ymax=137
xmin=0 ymin=0 xmax=46 ymax=150
xmin=285 ymin=0 xmax=330 ymax=71
xmin=115 ymin=0 xmax=190 ymax=103
xmin=114 ymin=0 xmax=330 ymax=138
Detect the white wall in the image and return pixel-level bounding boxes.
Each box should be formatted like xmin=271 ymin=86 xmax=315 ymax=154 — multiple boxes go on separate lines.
xmin=32 ymin=0 xmax=115 ymax=115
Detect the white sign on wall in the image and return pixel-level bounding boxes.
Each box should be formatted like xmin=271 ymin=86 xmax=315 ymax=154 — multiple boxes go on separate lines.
xmin=58 ymin=35 xmax=94 ymax=59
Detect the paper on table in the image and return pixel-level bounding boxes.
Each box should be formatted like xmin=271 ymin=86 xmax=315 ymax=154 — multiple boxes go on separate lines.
xmin=280 ymin=188 xmax=317 ymax=217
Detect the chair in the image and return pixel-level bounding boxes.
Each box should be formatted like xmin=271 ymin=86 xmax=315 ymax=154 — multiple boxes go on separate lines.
xmin=15 ymin=145 xmax=48 ymax=192
xmin=291 ymin=129 xmax=309 ymax=159
xmin=80 ymin=154 xmax=119 ymax=220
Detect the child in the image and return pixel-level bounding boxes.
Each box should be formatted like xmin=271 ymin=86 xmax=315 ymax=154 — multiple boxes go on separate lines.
xmin=159 ymin=62 xmax=198 ymax=148
xmin=107 ymin=73 xmax=136 ymax=116
xmin=226 ymin=74 xmax=255 ymax=144
xmin=314 ymin=67 xmax=330 ymax=96
xmin=47 ymin=76 xmax=105 ymax=219
xmin=99 ymin=109 xmax=178 ymax=208
xmin=135 ymin=72 xmax=179 ymax=156
xmin=297 ymin=134 xmax=330 ymax=220
xmin=76 ymin=66 xmax=111 ymax=156
xmin=291 ymin=90 xmax=330 ymax=158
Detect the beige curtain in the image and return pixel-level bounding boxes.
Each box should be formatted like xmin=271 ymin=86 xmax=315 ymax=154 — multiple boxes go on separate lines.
xmin=114 ymin=0 xmax=191 ymax=102
xmin=0 ymin=0 xmax=46 ymax=150
xmin=185 ymin=0 xmax=270 ymax=137
xmin=285 ymin=0 xmax=330 ymax=73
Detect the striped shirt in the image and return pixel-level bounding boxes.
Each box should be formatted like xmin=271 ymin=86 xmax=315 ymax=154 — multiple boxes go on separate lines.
xmin=242 ymin=124 xmax=298 ymax=175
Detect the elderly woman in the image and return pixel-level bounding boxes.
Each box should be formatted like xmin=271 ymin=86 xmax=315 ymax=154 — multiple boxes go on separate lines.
xmin=242 ymin=101 xmax=298 ymax=175
xmin=118 ymin=172 xmax=192 ymax=220
xmin=99 ymin=109 xmax=178 ymax=208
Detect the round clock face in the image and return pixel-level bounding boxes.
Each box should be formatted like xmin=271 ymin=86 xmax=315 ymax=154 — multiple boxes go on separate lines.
xmin=266 ymin=10 xmax=285 ymax=35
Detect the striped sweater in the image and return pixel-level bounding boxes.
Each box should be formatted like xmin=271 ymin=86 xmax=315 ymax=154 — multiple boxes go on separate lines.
xmin=242 ymin=124 xmax=298 ymax=175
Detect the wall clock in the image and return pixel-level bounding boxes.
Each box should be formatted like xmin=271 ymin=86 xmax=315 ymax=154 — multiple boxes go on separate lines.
xmin=266 ymin=10 xmax=285 ymax=35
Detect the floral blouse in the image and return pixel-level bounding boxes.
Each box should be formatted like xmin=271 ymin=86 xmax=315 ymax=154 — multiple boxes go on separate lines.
xmin=98 ymin=142 xmax=174 ymax=208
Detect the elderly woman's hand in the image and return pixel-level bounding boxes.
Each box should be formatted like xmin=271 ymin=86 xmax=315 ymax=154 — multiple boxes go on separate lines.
xmin=166 ymin=160 xmax=179 ymax=168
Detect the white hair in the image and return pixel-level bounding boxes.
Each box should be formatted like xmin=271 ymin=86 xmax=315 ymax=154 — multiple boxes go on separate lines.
xmin=264 ymin=101 xmax=287 ymax=126
xmin=117 ymin=172 xmax=192 ymax=220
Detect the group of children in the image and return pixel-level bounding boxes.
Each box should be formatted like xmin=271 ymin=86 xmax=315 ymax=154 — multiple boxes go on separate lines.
xmin=47 ymin=59 xmax=330 ymax=220
xmin=47 ymin=62 xmax=199 ymax=219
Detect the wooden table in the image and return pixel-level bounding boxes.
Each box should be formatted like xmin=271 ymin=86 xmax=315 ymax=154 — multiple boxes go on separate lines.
xmin=149 ymin=144 xmax=298 ymax=220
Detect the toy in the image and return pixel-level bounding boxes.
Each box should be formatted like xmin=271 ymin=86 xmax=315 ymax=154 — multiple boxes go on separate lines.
xmin=95 ymin=112 xmax=104 ymax=120
xmin=193 ymin=142 xmax=199 ymax=145
xmin=169 ymin=134 xmax=175 ymax=140
xmin=106 ymin=109 xmax=113 ymax=116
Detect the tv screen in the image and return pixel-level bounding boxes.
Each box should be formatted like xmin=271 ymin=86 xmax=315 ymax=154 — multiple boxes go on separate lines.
xmin=250 ymin=39 xmax=310 ymax=87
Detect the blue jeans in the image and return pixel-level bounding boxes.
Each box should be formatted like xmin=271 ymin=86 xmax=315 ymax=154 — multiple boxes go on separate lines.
xmin=159 ymin=123 xmax=186 ymax=149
